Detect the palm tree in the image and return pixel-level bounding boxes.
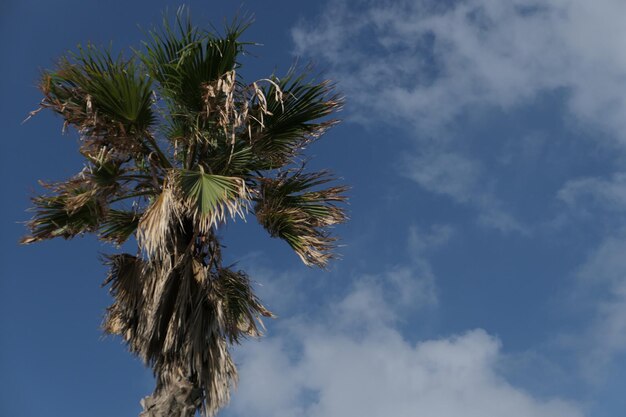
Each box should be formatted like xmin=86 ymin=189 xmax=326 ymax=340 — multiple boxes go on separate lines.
xmin=22 ymin=10 xmax=347 ymax=417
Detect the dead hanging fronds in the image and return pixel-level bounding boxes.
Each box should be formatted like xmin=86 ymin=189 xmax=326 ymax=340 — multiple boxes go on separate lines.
xmin=214 ymin=268 xmax=275 ymax=342
xmin=103 ymin=251 xmax=240 ymax=417
xmin=22 ymin=102 xmax=45 ymax=124
xmin=137 ymin=183 xmax=180 ymax=260
xmin=201 ymin=70 xmax=284 ymax=148
xmin=102 ymin=254 xmax=148 ymax=338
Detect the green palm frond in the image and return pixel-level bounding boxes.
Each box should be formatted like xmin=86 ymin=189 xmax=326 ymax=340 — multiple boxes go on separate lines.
xmin=42 ymin=45 xmax=155 ymax=136
xmin=255 ymin=169 xmax=348 ymax=267
xmin=142 ymin=9 xmax=249 ymax=112
xmin=250 ymin=72 xmax=343 ymax=167
xmin=199 ymin=137 xmax=256 ymax=175
xmin=74 ymin=46 xmax=155 ymax=131
xmin=176 ymin=168 xmax=250 ymax=231
xmin=87 ymin=158 xmax=123 ymax=188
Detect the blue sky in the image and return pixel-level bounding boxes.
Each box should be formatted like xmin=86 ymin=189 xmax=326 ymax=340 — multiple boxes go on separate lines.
xmin=2 ymin=0 xmax=626 ymax=416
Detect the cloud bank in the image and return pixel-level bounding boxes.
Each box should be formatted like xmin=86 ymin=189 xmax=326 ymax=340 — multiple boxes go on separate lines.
xmin=225 ymin=264 xmax=583 ymax=417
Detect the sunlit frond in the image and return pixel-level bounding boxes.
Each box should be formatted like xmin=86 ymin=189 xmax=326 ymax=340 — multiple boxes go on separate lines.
xmin=136 ymin=185 xmax=179 ymax=260
xmin=175 ymin=168 xmax=249 ymax=232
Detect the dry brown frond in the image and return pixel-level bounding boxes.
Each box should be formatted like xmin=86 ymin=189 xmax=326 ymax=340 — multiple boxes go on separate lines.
xmin=104 ymin=252 xmax=240 ymax=417
xmin=201 ymin=70 xmax=284 ymax=149
xmin=137 ymin=183 xmax=179 ymax=260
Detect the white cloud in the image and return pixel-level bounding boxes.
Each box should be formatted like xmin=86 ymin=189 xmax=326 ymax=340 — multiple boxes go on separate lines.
xmin=559 ymin=173 xmax=626 ymax=212
xmin=225 ymin=266 xmax=583 ymax=417
xmin=335 ymin=265 xmax=437 ymax=330
xmin=335 ymin=225 xmax=455 ymax=325
xmin=293 ymin=0 xmax=626 ymax=141
xmin=403 ymin=150 xmax=526 ymax=233
xmin=293 ymin=0 xmax=626 ymax=232
xmin=574 ymin=234 xmax=626 ymax=381
xmin=403 ymin=151 xmax=482 ymax=203
xmin=408 ymin=223 xmax=454 ymax=252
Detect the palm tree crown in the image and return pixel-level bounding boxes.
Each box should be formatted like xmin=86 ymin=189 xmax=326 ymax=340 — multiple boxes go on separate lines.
xmin=22 ymin=10 xmax=347 ymax=417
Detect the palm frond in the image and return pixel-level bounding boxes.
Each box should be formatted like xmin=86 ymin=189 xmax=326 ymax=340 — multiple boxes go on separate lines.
xmin=85 ymin=154 xmax=124 ymax=187
xmin=102 ymin=254 xmax=146 ymax=338
xmin=215 ymin=268 xmax=274 ymax=343
xmin=74 ymin=45 xmax=155 ymax=131
xmin=99 ymin=209 xmax=141 ymax=245
xmin=136 ymin=185 xmax=179 ymax=260
xmin=142 ymin=9 xmax=249 ymax=112
xmin=21 ymin=185 xmax=106 ymax=244
xmin=255 ymin=169 xmax=348 ymax=267
xmin=41 ymin=45 xmax=155 ymax=138
xmin=175 ymin=168 xmax=249 ymax=232
xmin=197 ymin=136 xmax=256 ymax=176
xmin=250 ymin=71 xmax=343 ymax=168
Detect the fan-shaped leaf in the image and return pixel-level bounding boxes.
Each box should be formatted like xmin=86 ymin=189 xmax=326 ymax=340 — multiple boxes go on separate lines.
xmin=176 ymin=169 xmax=249 ymax=232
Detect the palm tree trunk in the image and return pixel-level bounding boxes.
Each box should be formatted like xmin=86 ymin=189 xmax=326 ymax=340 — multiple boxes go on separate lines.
xmin=140 ymin=376 xmax=203 ymax=417
xmin=140 ymin=220 xmax=221 ymax=417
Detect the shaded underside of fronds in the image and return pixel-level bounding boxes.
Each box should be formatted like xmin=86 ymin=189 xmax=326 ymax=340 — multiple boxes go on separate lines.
xmin=21 ymin=179 xmax=110 ymax=244
xmin=99 ymin=209 xmax=141 ymax=245
xmin=255 ymin=169 xmax=348 ymax=267
xmin=215 ymin=268 xmax=275 ymax=343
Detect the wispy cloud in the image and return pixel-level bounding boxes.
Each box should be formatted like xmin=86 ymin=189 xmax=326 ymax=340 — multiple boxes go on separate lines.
xmin=559 ymin=173 xmax=626 ymax=212
xmin=293 ymin=0 xmax=626 ymax=141
xmin=292 ymin=0 xmax=626 ymax=233
xmin=245 ymin=225 xmax=449 ymax=320
xmin=571 ymin=233 xmax=626 ymax=382
xmin=402 ymin=149 xmax=527 ymax=233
